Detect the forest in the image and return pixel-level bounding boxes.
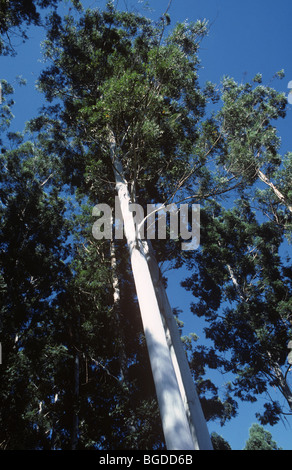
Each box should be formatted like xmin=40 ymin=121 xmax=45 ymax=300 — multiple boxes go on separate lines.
xmin=0 ymin=0 xmax=291 ymax=450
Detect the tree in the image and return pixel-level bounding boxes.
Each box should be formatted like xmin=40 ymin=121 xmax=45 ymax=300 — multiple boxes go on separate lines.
xmin=31 ymin=0 xmax=292 ymax=445
xmin=0 ymin=81 xmax=165 ymax=449
xmin=1 ymin=0 xmax=291 ymax=450
xmin=0 ymin=0 xmax=59 ymax=55
xmin=211 ymin=432 xmax=232 ymax=450
xmin=243 ymin=424 xmax=282 ymax=450
xmin=182 ymin=197 xmax=292 ymax=426
xmin=178 ymin=59 xmax=292 ymax=430
xmin=0 ymin=108 xmax=73 ymax=447
xmin=34 ymin=2 xmax=220 ymax=449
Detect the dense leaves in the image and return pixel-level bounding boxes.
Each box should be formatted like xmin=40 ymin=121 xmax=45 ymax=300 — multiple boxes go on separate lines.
xmin=0 ymin=0 xmax=291 ymax=450
xmin=182 ymin=199 xmax=292 ymax=425
xmin=243 ymin=423 xmax=282 ymax=450
xmin=0 ymin=125 xmax=73 ymax=448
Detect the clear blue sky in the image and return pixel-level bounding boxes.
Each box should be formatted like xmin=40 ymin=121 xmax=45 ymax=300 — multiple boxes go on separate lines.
xmin=1 ymin=0 xmax=292 ymax=450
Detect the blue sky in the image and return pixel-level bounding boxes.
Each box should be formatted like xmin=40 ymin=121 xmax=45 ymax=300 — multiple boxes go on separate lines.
xmin=1 ymin=0 xmax=292 ymax=450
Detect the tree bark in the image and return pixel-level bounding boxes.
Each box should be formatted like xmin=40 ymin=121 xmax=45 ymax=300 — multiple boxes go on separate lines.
xmin=258 ymin=169 xmax=292 ymax=213
xmin=143 ymin=240 xmax=213 ymax=450
xmin=109 ymin=129 xmax=195 ymax=450
xmin=267 ymin=352 xmax=292 ymax=412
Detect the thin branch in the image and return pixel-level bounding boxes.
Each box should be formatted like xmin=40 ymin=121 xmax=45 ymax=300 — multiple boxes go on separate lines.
xmin=39 ymin=173 xmax=53 ymax=187
xmin=90 ymin=356 xmax=121 ymax=384
xmin=257 ymin=167 xmax=292 ymax=213
xmin=174 ymin=133 xmax=223 ymax=197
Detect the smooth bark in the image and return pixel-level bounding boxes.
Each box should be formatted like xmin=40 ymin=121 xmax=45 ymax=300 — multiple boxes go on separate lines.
xmin=109 ymin=129 xmax=196 ymax=450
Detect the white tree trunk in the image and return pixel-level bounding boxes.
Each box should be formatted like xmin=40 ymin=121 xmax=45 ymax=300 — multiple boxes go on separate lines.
xmin=109 ymin=130 xmax=195 ymax=450
xmin=144 ymin=241 xmax=213 ymax=450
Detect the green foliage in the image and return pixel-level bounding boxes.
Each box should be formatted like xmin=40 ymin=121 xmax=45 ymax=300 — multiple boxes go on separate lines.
xmin=0 ymin=133 xmax=73 ymax=449
xmin=0 ymin=0 xmax=62 ymax=55
xmin=1 ymin=0 xmax=292 ymax=450
xmin=243 ymin=424 xmax=282 ymax=450
xmin=0 ymin=80 xmax=15 ymax=134
xmin=211 ymin=432 xmax=232 ymax=450
xmin=182 ymin=198 xmax=292 ymax=425
xmin=36 ymin=5 xmax=209 ymax=207
xmin=217 ymin=76 xmax=287 ymax=183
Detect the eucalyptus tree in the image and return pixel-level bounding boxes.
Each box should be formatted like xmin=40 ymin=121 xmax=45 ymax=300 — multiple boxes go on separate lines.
xmin=182 ymin=198 xmax=292 ymax=426
xmin=179 ymin=72 xmax=292 ymax=427
xmin=217 ymin=74 xmax=292 ymax=225
xmin=34 ymin=2 xmax=221 ymax=449
xmin=0 ymin=80 xmax=152 ymax=450
xmin=15 ymin=0 xmax=291 ymax=449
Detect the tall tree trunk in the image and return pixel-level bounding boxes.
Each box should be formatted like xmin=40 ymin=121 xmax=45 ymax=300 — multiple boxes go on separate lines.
xmin=109 ymin=129 xmax=195 ymax=450
xmin=144 ymin=241 xmax=213 ymax=450
xmin=110 ymin=239 xmax=140 ymax=443
xmin=71 ymin=308 xmax=81 ymax=450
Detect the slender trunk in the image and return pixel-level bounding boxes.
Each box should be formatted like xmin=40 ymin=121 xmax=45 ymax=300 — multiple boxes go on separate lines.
xmin=144 ymin=241 xmax=213 ymax=450
xmin=71 ymin=308 xmax=80 ymax=450
xmin=226 ymin=263 xmax=246 ymax=301
xmin=258 ymin=169 xmax=292 ymax=213
xmin=109 ymin=130 xmax=195 ymax=450
xmin=110 ymin=239 xmax=120 ymax=306
xmin=110 ymin=239 xmax=139 ymax=444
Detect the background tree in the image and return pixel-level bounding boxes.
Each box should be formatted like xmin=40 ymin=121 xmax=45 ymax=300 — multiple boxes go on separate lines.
xmin=210 ymin=432 xmax=232 ymax=450
xmin=34 ymin=2 xmax=215 ymax=449
xmin=243 ymin=423 xmax=282 ymax=450
xmin=0 ymin=104 xmax=73 ymax=447
xmin=216 ymin=74 xmax=292 ymax=235
xmin=182 ymin=197 xmax=292 ymax=426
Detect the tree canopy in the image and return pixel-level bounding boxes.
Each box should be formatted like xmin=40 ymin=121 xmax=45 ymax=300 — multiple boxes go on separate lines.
xmin=244 ymin=424 xmax=282 ymax=450
xmin=0 ymin=0 xmax=291 ymax=449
